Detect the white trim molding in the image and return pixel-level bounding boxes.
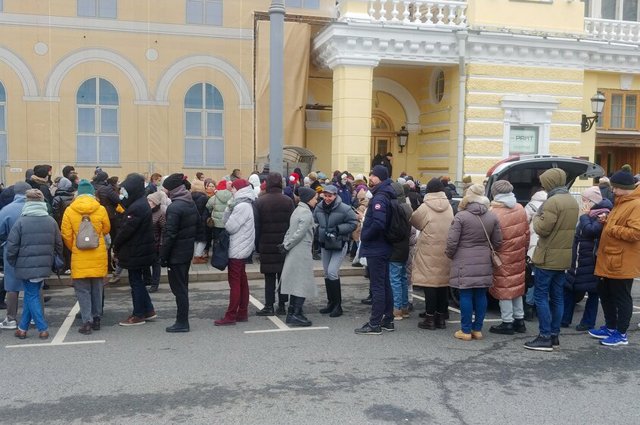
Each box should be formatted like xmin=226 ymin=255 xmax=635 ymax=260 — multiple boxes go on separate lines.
xmin=0 ymin=47 xmax=39 ymax=98
xmin=156 ymin=55 xmax=253 ymax=109
xmin=44 ymin=48 xmax=150 ymax=102
xmin=372 ymin=77 xmax=420 ymax=129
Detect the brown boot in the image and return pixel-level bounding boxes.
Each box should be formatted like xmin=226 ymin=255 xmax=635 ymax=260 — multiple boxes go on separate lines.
xmin=435 ymin=312 xmax=447 ymax=329
xmin=78 ymin=322 xmax=92 ymax=335
xmin=418 ymin=314 xmax=436 ymax=330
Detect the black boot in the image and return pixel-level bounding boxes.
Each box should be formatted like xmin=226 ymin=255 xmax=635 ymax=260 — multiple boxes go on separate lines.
xmin=285 ymin=302 xmax=296 ymax=324
xmin=435 ymin=312 xmax=447 ymax=329
xmin=256 ymin=305 xmax=275 ymax=316
xmin=275 ymin=303 xmax=287 ymax=316
xmin=289 ymin=297 xmax=312 ymax=327
xmin=329 ymin=279 xmax=343 ymax=318
xmin=166 ymin=322 xmax=190 ymax=333
xmin=489 ymin=322 xmax=515 ymax=335
xmin=513 ymin=318 xmax=527 ymax=333
xmin=418 ymin=314 xmax=436 ymax=330
xmin=523 ymin=304 xmax=535 ymax=321
xmin=319 ymin=279 xmax=334 ymax=314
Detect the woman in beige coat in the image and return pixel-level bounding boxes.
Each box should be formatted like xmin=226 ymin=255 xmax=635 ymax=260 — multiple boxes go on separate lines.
xmin=410 ymin=178 xmax=454 ymax=330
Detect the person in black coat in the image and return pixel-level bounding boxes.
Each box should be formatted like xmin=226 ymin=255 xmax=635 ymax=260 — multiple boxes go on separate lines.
xmin=254 ymin=172 xmax=295 ymax=316
xmin=112 ymin=173 xmax=157 ymax=327
xmin=160 ymin=173 xmax=199 ymax=333
xmin=28 ymin=165 xmax=54 ymax=210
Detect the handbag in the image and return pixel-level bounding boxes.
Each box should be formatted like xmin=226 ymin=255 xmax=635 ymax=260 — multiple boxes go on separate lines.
xmin=477 ymin=216 xmax=502 ymax=267
xmin=210 ymin=230 xmax=230 ymax=271
xmin=206 ymin=216 xmax=215 ymax=228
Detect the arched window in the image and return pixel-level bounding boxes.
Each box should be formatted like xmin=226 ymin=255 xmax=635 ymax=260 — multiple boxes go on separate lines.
xmin=0 ymin=82 xmax=6 ymax=165
xmin=184 ymin=83 xmax=224 ymax=167
xmin=77 ymin=78 xmax=119 ymax=164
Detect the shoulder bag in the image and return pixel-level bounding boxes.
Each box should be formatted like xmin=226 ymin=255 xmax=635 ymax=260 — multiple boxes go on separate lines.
xmin=477 ymin=216 xmax=502 ymax=267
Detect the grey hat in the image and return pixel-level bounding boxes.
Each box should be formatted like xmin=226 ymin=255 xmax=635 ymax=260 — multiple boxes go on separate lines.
xmin=298 ymin=187 xmax=316 ymax=203
xmin=322 ymin=184 xmax=338 ymax=194
xmin=13 ymin=181 xmax=31 ymax=195
xmin=491 ymin=180 xmax=513 ymax=197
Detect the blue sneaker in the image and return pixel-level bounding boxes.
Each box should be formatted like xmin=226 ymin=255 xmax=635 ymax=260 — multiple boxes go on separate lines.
xmin=588 ymin=326 xmax=614 ymax=340
xmin=600 ymin=331 xmax=628 ymax=347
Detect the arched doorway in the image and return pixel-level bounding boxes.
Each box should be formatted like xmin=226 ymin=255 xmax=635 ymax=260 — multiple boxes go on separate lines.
xmin=371 ymin=112 xmax=395 ymax=163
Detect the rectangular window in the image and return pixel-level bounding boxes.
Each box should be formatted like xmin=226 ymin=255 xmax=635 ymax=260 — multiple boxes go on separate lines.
xmin=600 ymin=90 xmax=640 ymax=131
xmin=624 ymin=95 xmax=637 ymax=128
xmin=286 ymin=0 xmax=320 ymax=8
xmin=78 ymin=0 xmax=117 ymax=18
xmin=601 ymin=0 xmax=617 ymax=19
xmin=0 ymin=0 xmax=3 ymax=12
xmin=610 ymin=94 xmax=623 ymax=128
xmin=186 ymin=0 xmax=223 ymax=26
xmin=623 ymin=0 xmax=639 ymax=20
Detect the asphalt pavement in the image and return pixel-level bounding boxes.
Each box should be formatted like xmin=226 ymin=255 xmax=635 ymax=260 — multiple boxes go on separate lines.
xmin=2 ymin=274 xmax=640 ymax=425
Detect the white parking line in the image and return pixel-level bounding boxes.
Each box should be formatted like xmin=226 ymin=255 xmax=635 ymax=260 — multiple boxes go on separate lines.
xmin=245 ymin=295 xmax=329 ymax=334
xmin=6 ymin=340 xmax=105 ymax=349
xmin=245 ymin=327 xmax=329 ymax=334
xmin=412 ymin=293 xmax=461 ymax=314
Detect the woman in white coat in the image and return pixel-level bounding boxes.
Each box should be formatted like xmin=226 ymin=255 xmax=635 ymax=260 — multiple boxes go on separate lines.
xmin=279 ymin=187 xmax=318 ymax=327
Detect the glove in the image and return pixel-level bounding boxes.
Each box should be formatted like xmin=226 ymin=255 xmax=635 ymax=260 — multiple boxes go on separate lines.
xmin=160 ymin=258 xmax=169 ymax=267
xmin=277 ymin=244 xmax=288 ymax=255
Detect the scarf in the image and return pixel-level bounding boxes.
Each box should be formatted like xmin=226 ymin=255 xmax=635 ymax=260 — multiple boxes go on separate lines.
xmin=21 ymin=201 xmax=49 ymax=216
xmin=547 ymin=186 xmax=569 ymax=199
xmin=493 ymin=193 xmax=517 ymax=209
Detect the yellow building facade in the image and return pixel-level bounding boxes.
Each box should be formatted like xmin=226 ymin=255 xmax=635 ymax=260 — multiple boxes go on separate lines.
xmin=0 ymin=0 xmax=639 ymax=184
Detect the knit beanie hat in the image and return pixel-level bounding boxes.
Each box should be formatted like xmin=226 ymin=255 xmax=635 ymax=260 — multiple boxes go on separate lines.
xmin=163 ymin=173 xmax=186 ymax=191
xmin=491 ymin=180 xmax=514 ymax=197
xmin=57 ymin=177 xmax=72 ymax=192
xmin=147 ymin=191 xmax=164 ymax=206
xmin=33 ymin=165 xmax=48 ymax=179
xmin=581 ymin=186 xmax=603 ymax=204
xmin=77 ymin=179 xmax=95 ymax=196
xmin=231 ymin=178 xmax=250 ymax=191
xmin=25 ymin=189 xmax=44 ymax=202
xmin=13 ymin=181 xmax=31 ymax=195
xmin=426 ymin=177 xmax=445 ymax=193
xmin=288 ymin=174 xmax=299 ymax=185
xmin=370 ymin=165 xmax=389 ymax=181
xmin=216 ymin=180 xmax=228 ymax=191
xmin=462 ymin=175 xmax=472 ymax=184
xmin=610 ymin=170 xmax=636 ymax=190
xmin=298 ymin=187 xmax=316 ymax=204
xmin=621 ymin=164 xmax=633 ymax=173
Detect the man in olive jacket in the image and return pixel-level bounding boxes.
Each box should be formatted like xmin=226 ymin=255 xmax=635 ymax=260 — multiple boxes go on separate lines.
xmin=524 ymin=168 xmax=578 ymax=352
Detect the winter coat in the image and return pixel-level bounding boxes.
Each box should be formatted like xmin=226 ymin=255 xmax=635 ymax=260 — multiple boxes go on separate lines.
xmin=313 ymin=195 xmax=358 ymax=250
xmin=150 ymin=204 xmax=166 ymax=253
xmin=351 ymin=191 xmax=368 ymax=242
xmin=255 ymin=186 xmax=294 ymax=274
xmin=599 ymin=184 xmax=615 ymax=206
xmin=6 ymin=201 xmax=63 ymax=280
xmin=112 ymin=174 xmax=156 ymax=269
xmin=248 ymin=174 xmax=261 ymax=197
xmin=280 ymin=202 xmax=318 ymax=299
xmin=28 ymin=175 xmax=54 ymax=210
xmin=191 ymin=191 xmax=209 ymax=242
xmin=0 ymin=195 xmax=27 ymax=291
xmin=52 ymin=187 xmax=75 ymax=226
xmin=595 ymin=186 xmax=640 ymax=279
xmin=207 ymin=189 xmax=232 ymax=228
xmin=566 ymin=199 xmax=612 ymax=292
xmin=525 ymin=190 xmax=547 ymax=258
xmin=532 ymin=170 xmax=579 ymax=271
xmin=407 ymin=190 xmax=422 ymax=211
xmin=389 ymin=182 xmax=413 ymax=263
xmin=489 ymin=200 xmax=530 ymax=300
xmin=61 ymin=195 xmax=111 ymax=279
xmin=93 ymin=179 xmax=121 ymax=222
xmin=360 ymin=179 xmax=396 ymax=258
xmin=224 ymin=186 xmax=256 ymax=259
xmin=410 ymin=191 xmax=454 ymax=288
xmin=335 ymin=181 xmax=352 ymax=207
xmin=446 ymin=202 xmax=502 ymax=289
xmin=161 ymin=185 xmax=198 ymax=265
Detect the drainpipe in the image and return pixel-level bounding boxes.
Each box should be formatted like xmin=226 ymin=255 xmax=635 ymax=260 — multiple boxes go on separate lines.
xmin=269 ymin=0 xmax=285 ymax=175
xmin=456 ymin=31 xmax=468 ymax=183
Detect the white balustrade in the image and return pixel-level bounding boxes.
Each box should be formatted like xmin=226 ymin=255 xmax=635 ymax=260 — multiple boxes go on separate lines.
xmin=585 ymin=18 xmax=640 ymax=44
xmin=336 ymin=0 xmax=467 ymax=28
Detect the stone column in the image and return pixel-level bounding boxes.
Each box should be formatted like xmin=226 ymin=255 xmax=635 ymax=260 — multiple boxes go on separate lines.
xmin=330 ymin=61 xmax=378 ymax=175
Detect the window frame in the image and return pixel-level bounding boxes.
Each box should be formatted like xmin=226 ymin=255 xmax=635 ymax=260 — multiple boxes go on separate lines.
xmin=598 ymin=89 xmax=640 ymax=131
xmin=77 ymin=0 xmax=117 ymax=19
xmin=0 ymin=82 xmax=7 ymax=165
xmin=586 ymin=0 xmax=640 ymax=21
xmin=183 ymin=83 xmax=225 ymax=168
xmin=186 ymin=0 xmax=223 ymax=26
xmin=286 ymin=0 xmax=320 ymax=9
xmin=76 ymin=77 xmax=120 ymax=165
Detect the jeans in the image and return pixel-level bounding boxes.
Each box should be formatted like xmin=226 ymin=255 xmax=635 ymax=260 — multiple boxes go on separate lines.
xmin=499 ymin=297 xmax=524 ymax=323
xmin=73 ymin=278 xmax=103 ymax=324
xmin=599 ymin=278 xmax=633 ymax=333
xmin=19 ymin=281 xmax=47 ymax=332
xmin=224 ymin=258 xmax=250 ymax=321
xmin=127 ymin=268 xmax=155 ymax=318
xmin=321 ymin=245 xmax=347 ymax=281
xmin=367 ymin=256 xmax=393 ymax=326
xmin=389 ymin=261 xmax=408 ymax=310
xmin=562 ymin=289 xmax=599 ymax=327
xmin=168 ymin=263 xmax=190 ymax=324
xmin=534 ymin=268 xmax=565 ymax=337
xmin=459 ymin=288 xmax=487 ymax=334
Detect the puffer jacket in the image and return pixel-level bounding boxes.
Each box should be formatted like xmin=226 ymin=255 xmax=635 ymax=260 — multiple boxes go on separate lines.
xmin=161 ymin=185 xmax=198 ymax=265
xmin=525 ymin=190 xmax=547 ymax=258
xmin=389 ymin=182 xmax=413 ymax=263
xmin=0 ymin=194 xmax=27 ymax=291
xmin=410 ymin=191 xmax=453 ymax=288
xmin=6 ymin=201 xmax=63 ymax=280
xmin=566 ymin=198 xmax=612 ymax=292
xmin=532 ymin=169 xmax=579 ymax=270
xmin=207 ymin=189 xmax=232 ymax=228
xmin=446 ymin=202 xmax=502 ymax=289
xmin=93 ymin=174 xmax=121 ymax=221
xmin=255 ymin=184 xmax=294 ymax=274
xmin=489 ymin=200 xmax=530 ymax=300
xmin=61 ymin=195 xmax=111 ymax=279
xmin=52 ymin=184 xmax=75 ymax=226
xmin=360 ymin=179 xmax=396 ymax=258
xmin=313 ymin=194 xmax=358 ymax=248
xmin=112 ymin=174 xmax=156 ymax=269
xmin=595 ymin=186 xmax=640 ymax=279
xmin=191 ymin=190 xmax=208 ymax=242
xmin=224 ymin=186 xmax=256 ymax=259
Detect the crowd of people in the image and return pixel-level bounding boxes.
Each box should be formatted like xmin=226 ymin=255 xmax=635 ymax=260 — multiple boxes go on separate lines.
xmin=0 ymin=160 xmax=638 ymax=351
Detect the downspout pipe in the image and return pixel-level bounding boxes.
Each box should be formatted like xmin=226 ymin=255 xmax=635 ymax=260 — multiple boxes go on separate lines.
xmin=269 ymin=1 xmax=285 ymax=175
xmin=456 ymin=31 xmax=468 ymax=183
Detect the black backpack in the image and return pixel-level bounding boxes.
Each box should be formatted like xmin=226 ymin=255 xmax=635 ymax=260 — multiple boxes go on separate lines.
xmin=383 ymin=195 xmax=410 ymax=244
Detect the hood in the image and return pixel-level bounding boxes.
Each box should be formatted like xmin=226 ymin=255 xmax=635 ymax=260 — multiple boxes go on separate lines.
xmin=592 ymin=198 xmax=613 ymax=210
xmin=233 ymin=186 xmax=256 ymax=202
xmin=70 ymin=195 xmax=102 ymax=215
xmin=539 ymin=168 xmax=567 ymax=192
xmin=57 ymin=177 xmax=73 ymax=192
xmin=391 ymin=182 xmax=406 ymax=203
xmin=215 ymin=189 xmax=232 ymax=204
xmin=322 ymin=193 xmax=343 ymax=211
xmin=424 ymin=192 xmax=451 ymax=212
xmin=121 ymin=173 xmax=146 ymax=205
xmin=465 ymin=202 xmax=489 ymax=216
xmin=248 ymin=174 xmax=260 ymax=189
xmin=93 ymin=171 xmax=109 ymax=183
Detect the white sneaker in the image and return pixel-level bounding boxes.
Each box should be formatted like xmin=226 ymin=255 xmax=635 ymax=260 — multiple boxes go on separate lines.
xmin=0 ymin=318 xmax=17 ymax=329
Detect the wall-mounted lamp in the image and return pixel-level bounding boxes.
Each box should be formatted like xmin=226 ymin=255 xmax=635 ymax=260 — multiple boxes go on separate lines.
xmin=581 ymin=91 xmax=606 ymax=133
xmin=397 ymin=126 xmax=409 ymax=153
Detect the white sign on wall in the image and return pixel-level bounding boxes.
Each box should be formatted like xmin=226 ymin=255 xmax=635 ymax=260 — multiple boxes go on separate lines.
xmin=509 ymin=126 xmax=539 ymax=154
